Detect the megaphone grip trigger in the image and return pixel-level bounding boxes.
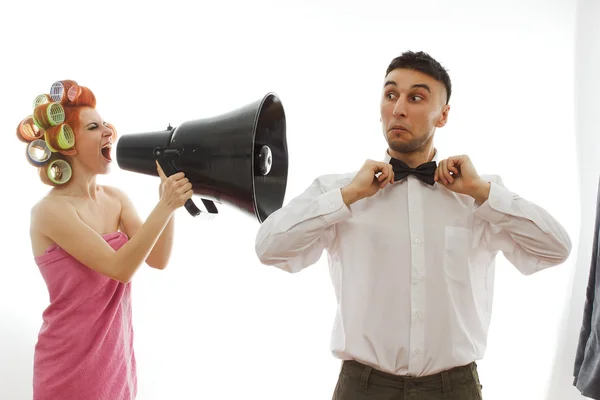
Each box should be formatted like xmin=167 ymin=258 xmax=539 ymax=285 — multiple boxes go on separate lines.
xmin=201 ymin=199 xmax=218 ymax=214
xmin=184 ymin=199 xmax=202 ymax=216
xmin=154 ymin=148 xmax=218 ymax=218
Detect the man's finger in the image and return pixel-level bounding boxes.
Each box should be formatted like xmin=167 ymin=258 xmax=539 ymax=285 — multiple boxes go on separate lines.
xmin=438 ymin=160 xmax=447 ymax=184
xmin=443 ymin=161 xmax=454 ymax=184
xmin=373 ymin=161 xmax=388 ymax=172
xmin=447 ymin=158 xmax=459 ymax=175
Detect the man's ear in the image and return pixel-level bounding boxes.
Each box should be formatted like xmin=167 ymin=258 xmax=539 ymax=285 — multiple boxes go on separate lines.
xmin=436 ymin=104 xmax=450 ymax=128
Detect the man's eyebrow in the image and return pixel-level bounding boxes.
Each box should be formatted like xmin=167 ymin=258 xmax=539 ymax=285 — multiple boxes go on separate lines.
xmin=411 ymin=83 xmax=431 ymax=93
xmin=383 ymin=81 xmax=431 ymax=93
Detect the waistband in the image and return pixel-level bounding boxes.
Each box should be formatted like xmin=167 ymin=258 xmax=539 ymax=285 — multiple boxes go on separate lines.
xmin=340 ymin=359 xmax=479 ymax=390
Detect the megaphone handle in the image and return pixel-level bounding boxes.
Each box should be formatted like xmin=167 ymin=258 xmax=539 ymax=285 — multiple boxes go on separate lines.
xmin=154 ymin=149 xmax=216 ymax=218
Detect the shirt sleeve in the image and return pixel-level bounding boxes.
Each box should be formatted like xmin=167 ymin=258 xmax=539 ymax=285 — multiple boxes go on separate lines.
xmin=473 ymin=175 xmax=572 ymax=275
xmin=255 ymin=175 xmax=353 ymax=273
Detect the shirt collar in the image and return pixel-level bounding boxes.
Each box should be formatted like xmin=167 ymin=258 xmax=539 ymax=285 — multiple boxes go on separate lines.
xmin=383 ymin=148 xmax=439 ymax=164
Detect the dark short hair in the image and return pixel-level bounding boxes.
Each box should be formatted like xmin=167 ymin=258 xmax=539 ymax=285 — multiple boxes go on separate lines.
xmin=386 ymin=51 xmax=452 ymax=104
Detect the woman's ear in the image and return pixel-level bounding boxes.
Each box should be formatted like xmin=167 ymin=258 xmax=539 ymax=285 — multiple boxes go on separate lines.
xmin=60 ymin=148 xmax=77 ymax=156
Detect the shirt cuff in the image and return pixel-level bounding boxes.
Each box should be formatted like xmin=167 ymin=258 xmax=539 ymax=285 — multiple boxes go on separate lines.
xmin=318 ymin=188 xmax=353 ymax=225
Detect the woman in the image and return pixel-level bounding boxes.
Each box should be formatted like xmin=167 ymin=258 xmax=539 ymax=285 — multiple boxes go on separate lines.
xmin=16 ymin=80 xmax=192 ymax=400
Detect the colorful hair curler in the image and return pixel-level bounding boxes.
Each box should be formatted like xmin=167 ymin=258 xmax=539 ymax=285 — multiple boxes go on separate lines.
xmin=49 ymin=80 xmax=78 ymax=103
xmin=16 ymin=116 xmax=44 ymax=143
xmin=33 ymin=102 xmax=65 ymax=130
xmin=26 ymin=139 xmax=52 ymax=165
xmin=33 ymin=94 xmax=52 ymax=108
xmin=46 ymin=159 xmax=72 ymax=184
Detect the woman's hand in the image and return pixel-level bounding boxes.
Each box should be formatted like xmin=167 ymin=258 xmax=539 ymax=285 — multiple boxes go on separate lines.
xmin=156 ymin=161 xmax=193 ymax=211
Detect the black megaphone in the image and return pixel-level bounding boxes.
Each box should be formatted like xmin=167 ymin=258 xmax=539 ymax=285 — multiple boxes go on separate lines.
xmin=115 ymin=93 xmax=288 ymax=223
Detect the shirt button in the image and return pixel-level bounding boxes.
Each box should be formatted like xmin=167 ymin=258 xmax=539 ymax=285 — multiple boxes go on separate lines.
xmin=415 ymin=238 xmax=421 ymax=244
xmin=414 ymin=348 xmax=421 ymax=355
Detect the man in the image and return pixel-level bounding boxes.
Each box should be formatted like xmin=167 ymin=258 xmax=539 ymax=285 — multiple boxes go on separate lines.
xmin=254 ymin=51 xmax=571 ymax=399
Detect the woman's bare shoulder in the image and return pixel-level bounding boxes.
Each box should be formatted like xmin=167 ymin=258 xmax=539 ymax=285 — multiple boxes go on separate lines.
xmin=31 ymin=193 xmax=67 ymax=215
xmin=99 ymin=184 xmax=127 ymax=201
xmin=29 ymin=194 xmax=74 ymax=256
xmin=30 ymin=194 xmax=70 ymax=228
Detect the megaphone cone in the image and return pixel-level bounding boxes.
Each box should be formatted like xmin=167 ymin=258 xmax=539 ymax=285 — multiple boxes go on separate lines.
xmin=116 ymin=93 xmax=288 ymax=223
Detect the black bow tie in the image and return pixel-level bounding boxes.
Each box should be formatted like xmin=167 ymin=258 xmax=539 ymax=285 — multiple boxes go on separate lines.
xmin=389 ymin=157 xmax=437 ymax=186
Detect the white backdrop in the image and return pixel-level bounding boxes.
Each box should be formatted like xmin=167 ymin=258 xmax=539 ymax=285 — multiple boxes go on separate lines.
xmin=0 ymin=0 xmax=583 ymax=399
xmin=547 ymin=0 xmax=600 ymax=399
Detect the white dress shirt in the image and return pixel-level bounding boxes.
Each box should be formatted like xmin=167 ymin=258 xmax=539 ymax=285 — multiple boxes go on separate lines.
xmin=255 ymin=150 xmax=571 ymax=377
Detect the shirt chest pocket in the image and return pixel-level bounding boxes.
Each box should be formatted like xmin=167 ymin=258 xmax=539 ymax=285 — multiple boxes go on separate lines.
xmin=444 ymin=226 xmax=472 ymax=282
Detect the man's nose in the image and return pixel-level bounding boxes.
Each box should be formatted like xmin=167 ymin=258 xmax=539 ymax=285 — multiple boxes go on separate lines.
xmin=393 ymin=98 xmax=407 ymax=118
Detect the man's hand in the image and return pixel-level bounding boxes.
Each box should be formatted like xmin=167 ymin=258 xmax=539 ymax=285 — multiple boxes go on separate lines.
xmin=434 ymin=154 xmax=491 ymax=204
xmin=341 ymin=159 xmax=395 ymax=206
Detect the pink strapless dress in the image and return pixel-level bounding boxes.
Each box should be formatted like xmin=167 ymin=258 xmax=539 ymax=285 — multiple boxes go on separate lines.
xmin=33 ymin=231 xmax=137 ymax=400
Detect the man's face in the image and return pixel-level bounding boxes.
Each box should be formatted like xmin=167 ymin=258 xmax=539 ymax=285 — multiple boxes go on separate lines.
xmin=380 ymin=68 xmax=450 ymax=154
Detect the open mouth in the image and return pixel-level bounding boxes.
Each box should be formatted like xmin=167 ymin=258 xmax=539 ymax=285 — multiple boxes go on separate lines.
xmin=101 ymin=143 xmax=112 ymax=162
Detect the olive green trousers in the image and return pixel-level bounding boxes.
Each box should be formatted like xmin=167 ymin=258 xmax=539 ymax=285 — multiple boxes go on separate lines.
xmin=332 ymin=360 xmax=483 ymax=399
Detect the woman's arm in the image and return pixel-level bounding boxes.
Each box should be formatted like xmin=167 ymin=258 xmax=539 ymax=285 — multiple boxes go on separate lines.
xmin=33 ymin=171 xmax=192 ymax=283
xmin=115 ymin=186 xmax=174 ymax=270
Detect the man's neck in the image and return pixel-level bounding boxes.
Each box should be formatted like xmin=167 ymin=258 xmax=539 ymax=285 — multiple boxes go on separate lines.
xmin=387 ymin=146 xmax=436 ymax=168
